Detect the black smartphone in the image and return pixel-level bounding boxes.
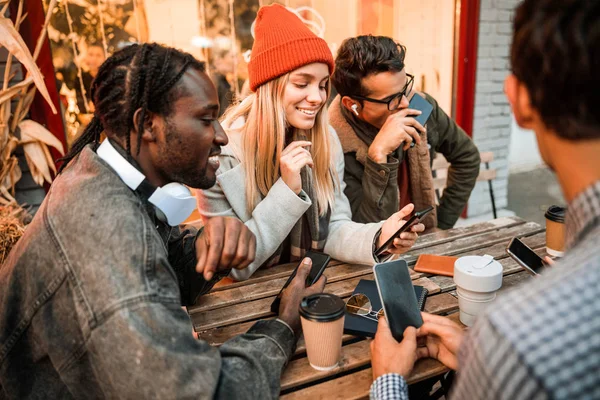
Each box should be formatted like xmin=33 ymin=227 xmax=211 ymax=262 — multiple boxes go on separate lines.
xmin=374 ymin=206 xmax=434 ymax=257
xmin=506 ymin=237 xmax=548 ymax=276
xmin=373 ymin=259 xmax=423 ymax=341
xmin=270 ymin=250 xmax=331 ymax=314
xmin=408 ymin=93 xmax=434 ymax=126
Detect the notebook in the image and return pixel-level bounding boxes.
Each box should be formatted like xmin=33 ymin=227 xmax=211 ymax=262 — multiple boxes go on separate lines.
xmin=343 ymin=279 xmax=428 ymax=338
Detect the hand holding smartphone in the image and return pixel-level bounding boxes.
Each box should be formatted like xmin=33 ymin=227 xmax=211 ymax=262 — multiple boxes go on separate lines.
xmin=406 ymin=93 xmax=434 ymax=147
xmin=506 ymin=237 xmax=548 ymax=276
xmin=270 ymin=251 xmax=331 ymax=314
xmin=373 ymin=259 xmax=423 ymax=341
xmin=375 ymin=206 xmax=433 ymax=257
xmin=408 ymin=93 xmax=434 ymax=127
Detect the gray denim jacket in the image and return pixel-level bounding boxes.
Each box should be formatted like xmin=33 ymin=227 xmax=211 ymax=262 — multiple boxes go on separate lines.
xmin=0 ymin=146 xmax=295 ymax=399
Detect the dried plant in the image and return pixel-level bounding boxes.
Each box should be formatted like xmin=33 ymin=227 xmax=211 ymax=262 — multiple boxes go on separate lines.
xmin=0 ymin=0 xmax=63 ymax=205
xmin=0 ymin=202 xmax=30 ymax=265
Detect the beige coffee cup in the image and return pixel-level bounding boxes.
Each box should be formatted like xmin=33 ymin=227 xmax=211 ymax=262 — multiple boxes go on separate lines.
xmin=299 ymin=293 xmax=345 ymax=371
xmin=545 ymin=206 xmax=566 ymax=257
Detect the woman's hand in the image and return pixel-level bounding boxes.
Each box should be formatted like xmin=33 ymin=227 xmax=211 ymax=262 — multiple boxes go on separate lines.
xmin=280 ymin=141 xmax=313 ymax=195
xmin=378 ymin=204 xmax=425 ymax=255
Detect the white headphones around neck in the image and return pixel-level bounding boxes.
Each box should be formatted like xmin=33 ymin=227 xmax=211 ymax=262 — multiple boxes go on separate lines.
xmin=96 ymin=139 xmax=197 ymax=226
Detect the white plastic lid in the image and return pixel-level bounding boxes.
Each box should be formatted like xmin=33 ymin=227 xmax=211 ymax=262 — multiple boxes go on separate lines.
xmin=454 ymin=255 xmax=503 ymax=293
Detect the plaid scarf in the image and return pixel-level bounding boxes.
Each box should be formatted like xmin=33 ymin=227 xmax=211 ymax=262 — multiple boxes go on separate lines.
xmin=265 ymin=152 xmax=331 ymax=267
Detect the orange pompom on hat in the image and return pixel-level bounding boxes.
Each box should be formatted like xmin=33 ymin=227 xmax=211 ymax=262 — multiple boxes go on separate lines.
xmin=248 ymin=3 xmax=334 ymax=91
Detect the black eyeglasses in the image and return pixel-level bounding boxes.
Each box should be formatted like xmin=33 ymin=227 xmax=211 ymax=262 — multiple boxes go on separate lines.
xmin=352 ymin=74 xmax=415 ymax=111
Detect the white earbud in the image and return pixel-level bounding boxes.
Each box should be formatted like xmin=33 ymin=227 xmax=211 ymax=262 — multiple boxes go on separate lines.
xmin=351 ymin=104 xmax=359 ymax=116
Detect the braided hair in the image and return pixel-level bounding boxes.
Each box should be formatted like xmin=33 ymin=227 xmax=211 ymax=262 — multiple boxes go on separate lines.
xmin=59 ymin=43 xmax=205 ymax=172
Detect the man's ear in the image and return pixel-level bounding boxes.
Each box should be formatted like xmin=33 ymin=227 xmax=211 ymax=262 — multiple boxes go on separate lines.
xmin=505 ymin=74 xmax=535 ymax=130
xmin=341 ymin=96 xmax=360 ymax=115
xmin=132 ymin=108 xmax=159 ymax=143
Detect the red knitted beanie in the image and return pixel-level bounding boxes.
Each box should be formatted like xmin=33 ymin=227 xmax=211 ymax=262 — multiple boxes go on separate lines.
xmin=248 ymin=4 xmax=334 ymax=91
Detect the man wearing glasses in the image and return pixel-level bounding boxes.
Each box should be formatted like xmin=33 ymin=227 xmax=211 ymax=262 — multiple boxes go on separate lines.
xmin=329 ymin=35 xmax=480 ymax=230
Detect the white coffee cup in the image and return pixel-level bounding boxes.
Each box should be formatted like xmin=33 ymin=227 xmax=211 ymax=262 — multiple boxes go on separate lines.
xmin=453 ymin=255 xmax=503 ymax=326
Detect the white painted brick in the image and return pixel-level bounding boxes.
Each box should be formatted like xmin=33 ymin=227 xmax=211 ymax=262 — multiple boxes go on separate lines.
xmin=481 ymin=8 xmax=498 ymax=22
xmin=492 ymin=93 xmax=508 ymax=104
xmin=494 ymin=34 xmax=512 ymax=47
xmin=496 ymin=21 xmax=512 ymax=35
xmin=487 ymin=115 xmax=511 ymax=128
xmin=478 ymin=34 xmax=495 ymax=46
xmin=492 ymin=46 xmax=509 ymax=58
xmin=477 ymin=47 xmax=493 ymax=58
xmin=476 ymin=93 xmax=492 ymax=106
xmin=497 ymin=10 xmax=512 ymax=22
xmin=494 ymin=58 xmax=509 ymax=70
xmin=491 ymin=70 xmax=509 ymax=82
xmin=478 ymin=58 xmax=493 ymax=70
xmin=475 ymin=82 xmax=498 ymax=93
xmin=479 ymin=23 xmax=493 ymax=34
xmin=496 ymin=0 xmax=519 ymax=11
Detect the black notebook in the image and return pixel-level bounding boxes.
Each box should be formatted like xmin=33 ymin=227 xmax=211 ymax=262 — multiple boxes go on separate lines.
xmin=344 ymin=279 xmax=428 ymax=338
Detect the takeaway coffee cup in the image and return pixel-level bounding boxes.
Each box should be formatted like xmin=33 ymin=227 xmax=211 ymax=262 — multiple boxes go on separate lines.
xmin=545 ymin=205 xmax=566 ymax=257
xmin=299 ymin=293 xmax=345 ymax=371
xmin=453 ymin=255 xmax=503 ymax=326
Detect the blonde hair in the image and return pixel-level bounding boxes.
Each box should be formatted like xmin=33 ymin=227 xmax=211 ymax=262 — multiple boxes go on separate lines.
xmin=221 ymin=73 xmax=338 ymax=216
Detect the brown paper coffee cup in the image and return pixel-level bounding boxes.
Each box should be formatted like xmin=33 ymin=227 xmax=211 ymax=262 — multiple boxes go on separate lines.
xmin=299 ymin=293 xmax=345 ymax=371
xmin=545 ymin=205 xmax=566 ymax=257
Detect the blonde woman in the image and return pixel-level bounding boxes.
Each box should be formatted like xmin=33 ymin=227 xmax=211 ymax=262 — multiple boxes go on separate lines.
xmin=197 ymin=4 xmax=424 ymax=280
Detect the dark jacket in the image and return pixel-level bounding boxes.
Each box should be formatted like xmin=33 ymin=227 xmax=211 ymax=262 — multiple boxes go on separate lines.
xmin=0 ymin=146 xmax=295 ymax=399
xmin=329 ymin=93 xmax=480 ymax=229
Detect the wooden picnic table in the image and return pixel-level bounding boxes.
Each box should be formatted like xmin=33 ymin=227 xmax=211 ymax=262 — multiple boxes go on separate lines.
xmin=188 ymin=216 xmax=548 ymax=399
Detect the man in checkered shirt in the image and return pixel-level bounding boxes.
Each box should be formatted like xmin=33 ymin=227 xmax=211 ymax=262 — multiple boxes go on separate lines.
xmin=369 ymin=0 xmax=600 ymax=399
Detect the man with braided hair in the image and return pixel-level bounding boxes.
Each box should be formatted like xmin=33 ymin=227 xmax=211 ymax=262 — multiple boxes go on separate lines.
xmin=0 ymin=43 xmax=325 ymax=399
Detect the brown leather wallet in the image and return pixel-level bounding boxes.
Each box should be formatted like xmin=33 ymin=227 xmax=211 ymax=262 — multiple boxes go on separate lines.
xmin=414 ymin=254 xmax=458 ymax=276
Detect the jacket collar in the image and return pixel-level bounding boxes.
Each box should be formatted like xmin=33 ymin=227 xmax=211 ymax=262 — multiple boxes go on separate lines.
xmin=328 ymin=95 xmax=370 ymax=165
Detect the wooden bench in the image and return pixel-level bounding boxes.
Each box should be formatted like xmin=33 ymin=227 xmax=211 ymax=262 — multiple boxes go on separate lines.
xmin=431 ymin=151 xmax=498 ymax=218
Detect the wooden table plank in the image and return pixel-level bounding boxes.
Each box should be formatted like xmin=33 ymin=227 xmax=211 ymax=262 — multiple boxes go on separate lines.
xmin=191 ymin=263 xmax=422 ymax=314
xmin=202 ymin=217 xmax=527 ymax=294
xmin=192 ymin=274 xmax=441 ymax=330
xmin=196 ymin=290 xmax=457 ymax=350
xmin=190 ymin=220 xmax=541 ymax=315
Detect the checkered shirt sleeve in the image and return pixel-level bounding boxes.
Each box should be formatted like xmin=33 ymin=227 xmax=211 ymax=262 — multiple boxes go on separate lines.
xmin=450 ymin=181 xmax=600 ymax=400
xmin=370 ymin=373 xmax=409 ymax=400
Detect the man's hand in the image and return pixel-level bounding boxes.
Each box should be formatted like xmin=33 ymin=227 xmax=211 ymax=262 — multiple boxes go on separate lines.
xmin=378 ymin=203 xmax=425 ymax=255
xmin=196 ymin=217 xmax=256 ymax=281
xmin=368 ymin=109 xmax=426 ymax=163
xmin=278 ymin=257 xmax=327 ymax=333
xmin=371 ymin=317 xmax=419 ymax=380
xmin=416 ymin=313 xmax=464 ymax=371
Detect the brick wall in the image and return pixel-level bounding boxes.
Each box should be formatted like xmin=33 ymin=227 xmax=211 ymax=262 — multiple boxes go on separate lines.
xmin=467 ymin=0 xmax=520 ymax=217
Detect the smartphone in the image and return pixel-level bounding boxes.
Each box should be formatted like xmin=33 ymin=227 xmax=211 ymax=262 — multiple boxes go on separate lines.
xmin=374 ymin=206 xmax=434 ymax=257
xmin=408 ymin=93 xmax=434 ymax=127
xmin=506 ymin=237 xmax=548 ymax=276
xmin=270 ymin=251 xmax=331 ymax=314
xmin=373 ymin=259 xmax=423 ymax=341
